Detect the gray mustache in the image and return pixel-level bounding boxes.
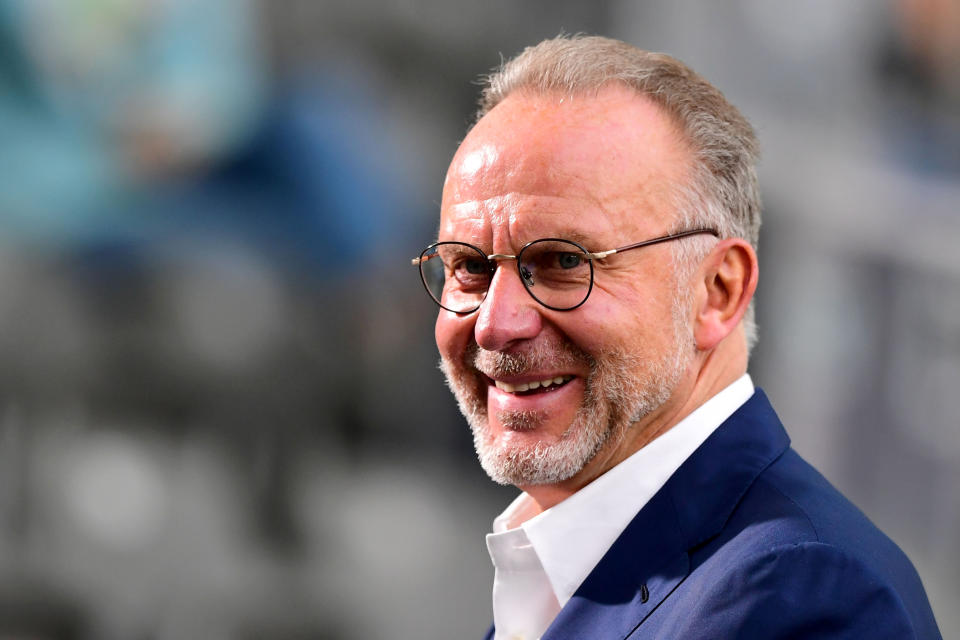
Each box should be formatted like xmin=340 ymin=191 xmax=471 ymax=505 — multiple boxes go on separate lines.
xmin=468 ymin=340 xmax=593 ymax=378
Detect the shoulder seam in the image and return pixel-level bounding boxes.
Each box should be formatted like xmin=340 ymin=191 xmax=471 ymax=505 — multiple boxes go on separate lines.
xmin=755 ymin=470 xmax=823 ymax=542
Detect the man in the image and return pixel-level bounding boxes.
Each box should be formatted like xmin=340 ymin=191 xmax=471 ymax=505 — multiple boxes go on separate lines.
xmin=413 ymin=35 xmax=942 ymax=639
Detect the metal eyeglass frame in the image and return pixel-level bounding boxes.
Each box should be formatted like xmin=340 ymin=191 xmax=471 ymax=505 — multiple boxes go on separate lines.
xmin=412 ymin=227 xmax=720 ymax=313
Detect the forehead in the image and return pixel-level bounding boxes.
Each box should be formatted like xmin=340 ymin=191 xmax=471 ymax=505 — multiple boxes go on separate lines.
xmin=439 ymin=86 xmax=692 ymax=247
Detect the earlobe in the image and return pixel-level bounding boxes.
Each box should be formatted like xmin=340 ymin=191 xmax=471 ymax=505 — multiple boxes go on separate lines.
xmin=693 ymin=239 xmax=758 ymax=351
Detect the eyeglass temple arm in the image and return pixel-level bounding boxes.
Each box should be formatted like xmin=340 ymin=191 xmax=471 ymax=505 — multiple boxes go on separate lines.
xmin=584 ymin=228 xmax=720 ymax=260
xmin=411 ymin=254 xmax=440 ymax=266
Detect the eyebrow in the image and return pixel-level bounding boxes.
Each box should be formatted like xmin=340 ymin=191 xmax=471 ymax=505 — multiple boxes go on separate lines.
xmin=554 ymin=230 xmax=594 ymax=247
xmin=519 ymin=229 xmax=599 ymax=251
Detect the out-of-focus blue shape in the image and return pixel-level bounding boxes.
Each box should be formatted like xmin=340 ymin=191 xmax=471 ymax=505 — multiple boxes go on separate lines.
xmin=1 ymin=0 xmax=413 ymax=277
xmin=0 ymin=0 xmax=265 ymax=244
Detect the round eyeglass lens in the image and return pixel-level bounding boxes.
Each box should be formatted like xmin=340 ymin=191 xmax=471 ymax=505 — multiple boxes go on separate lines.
xmin=419 ymin=242 xmax=491 ymax=313
xmin=517 ymin=239 xmax=593 ymax=310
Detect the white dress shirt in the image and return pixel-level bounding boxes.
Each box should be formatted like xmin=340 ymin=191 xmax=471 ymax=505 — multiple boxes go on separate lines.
xmin=485 ymin=374 xmax=755 ymax=640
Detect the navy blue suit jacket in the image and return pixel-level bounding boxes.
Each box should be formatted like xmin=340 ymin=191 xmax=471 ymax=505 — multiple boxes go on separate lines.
xmin=485 ymin=390 xmax=942 ymax=639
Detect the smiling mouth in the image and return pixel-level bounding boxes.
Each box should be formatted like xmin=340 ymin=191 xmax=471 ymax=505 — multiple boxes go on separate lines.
xmin=491 ymin=375 xmax=575 ymax=395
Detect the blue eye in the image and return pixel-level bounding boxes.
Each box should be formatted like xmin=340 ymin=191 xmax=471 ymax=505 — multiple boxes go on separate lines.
xmin=557 ymin=253 xmax=582 ymax=269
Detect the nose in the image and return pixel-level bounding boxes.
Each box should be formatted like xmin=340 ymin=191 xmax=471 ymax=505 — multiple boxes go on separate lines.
xmin=474 ymin=263 xmax=543 ymax=351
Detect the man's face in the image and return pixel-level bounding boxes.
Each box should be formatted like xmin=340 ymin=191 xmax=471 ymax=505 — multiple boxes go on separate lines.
xmin=436 ymin=87 xmax=697 ymax=488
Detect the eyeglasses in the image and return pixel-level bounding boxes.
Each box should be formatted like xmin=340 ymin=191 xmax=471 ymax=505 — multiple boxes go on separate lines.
xmin=412 ymin=228 xmax=719 ymax=314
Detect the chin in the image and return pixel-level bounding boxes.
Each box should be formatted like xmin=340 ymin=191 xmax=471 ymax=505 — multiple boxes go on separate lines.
xmin=473 ymin=407 xmax=615 ymax=486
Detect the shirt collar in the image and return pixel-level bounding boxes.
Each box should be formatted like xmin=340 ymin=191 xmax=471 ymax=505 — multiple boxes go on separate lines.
xmin=490 ymin=374 xmax=755 ymax=606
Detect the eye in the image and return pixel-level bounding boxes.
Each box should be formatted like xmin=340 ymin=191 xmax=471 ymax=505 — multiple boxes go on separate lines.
xmin=450 ymin=254 xmax=491 ymax=291
xmin=556 ymin=252 xmax=583 ymax=269
xmin=463 ymin=258 xmax=488 ymax=275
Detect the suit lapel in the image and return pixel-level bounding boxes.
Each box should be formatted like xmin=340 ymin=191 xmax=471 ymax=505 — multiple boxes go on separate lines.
xmin=542 ymin=390 xmax=791 ymax=640
xmin=664 ymin=389 xmax=790 ymax=551
xmin=542 ymin=486 xmax=690 ymax=640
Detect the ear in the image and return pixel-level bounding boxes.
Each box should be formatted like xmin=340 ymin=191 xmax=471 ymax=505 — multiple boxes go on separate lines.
xmin=693 ymin=239 xmax=758 ymax=351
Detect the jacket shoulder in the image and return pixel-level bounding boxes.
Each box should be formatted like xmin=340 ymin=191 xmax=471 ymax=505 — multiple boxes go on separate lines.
xmin=676 ymin=447 xmax=942 ymax=639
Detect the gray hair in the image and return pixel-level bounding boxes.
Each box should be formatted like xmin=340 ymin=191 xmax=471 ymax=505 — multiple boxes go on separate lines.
xmin=476 ymin=35 xmax=761 ymax=350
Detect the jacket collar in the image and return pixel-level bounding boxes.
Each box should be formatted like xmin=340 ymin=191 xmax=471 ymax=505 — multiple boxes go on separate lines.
xmin=542 ymin=389 xmax=791 ymax=640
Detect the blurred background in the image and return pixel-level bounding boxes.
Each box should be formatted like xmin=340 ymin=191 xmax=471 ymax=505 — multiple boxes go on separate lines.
xmin=0 ymin=0 xmax=957 ymax=638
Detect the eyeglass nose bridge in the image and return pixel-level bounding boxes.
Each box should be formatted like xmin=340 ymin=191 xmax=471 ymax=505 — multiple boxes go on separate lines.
xmin=485 ymin=253 xmax=536 ymax=287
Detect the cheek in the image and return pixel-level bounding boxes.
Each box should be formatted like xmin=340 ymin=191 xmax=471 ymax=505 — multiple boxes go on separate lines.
xmin=564 ymin=297 xmax=635 ymax=354
xmin=435 ymin=311 xmax=476 ymax=360
xmin=567 ymin=296 xmax=670 ymax=357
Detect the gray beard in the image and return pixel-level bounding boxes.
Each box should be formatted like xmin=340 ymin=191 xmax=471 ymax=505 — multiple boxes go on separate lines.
xmin=439 ymin=309 xmax=693 ymax=486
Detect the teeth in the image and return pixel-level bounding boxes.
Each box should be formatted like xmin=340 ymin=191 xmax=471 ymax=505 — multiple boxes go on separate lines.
xmin=494 ymin=375 xmax=572 ymax=393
